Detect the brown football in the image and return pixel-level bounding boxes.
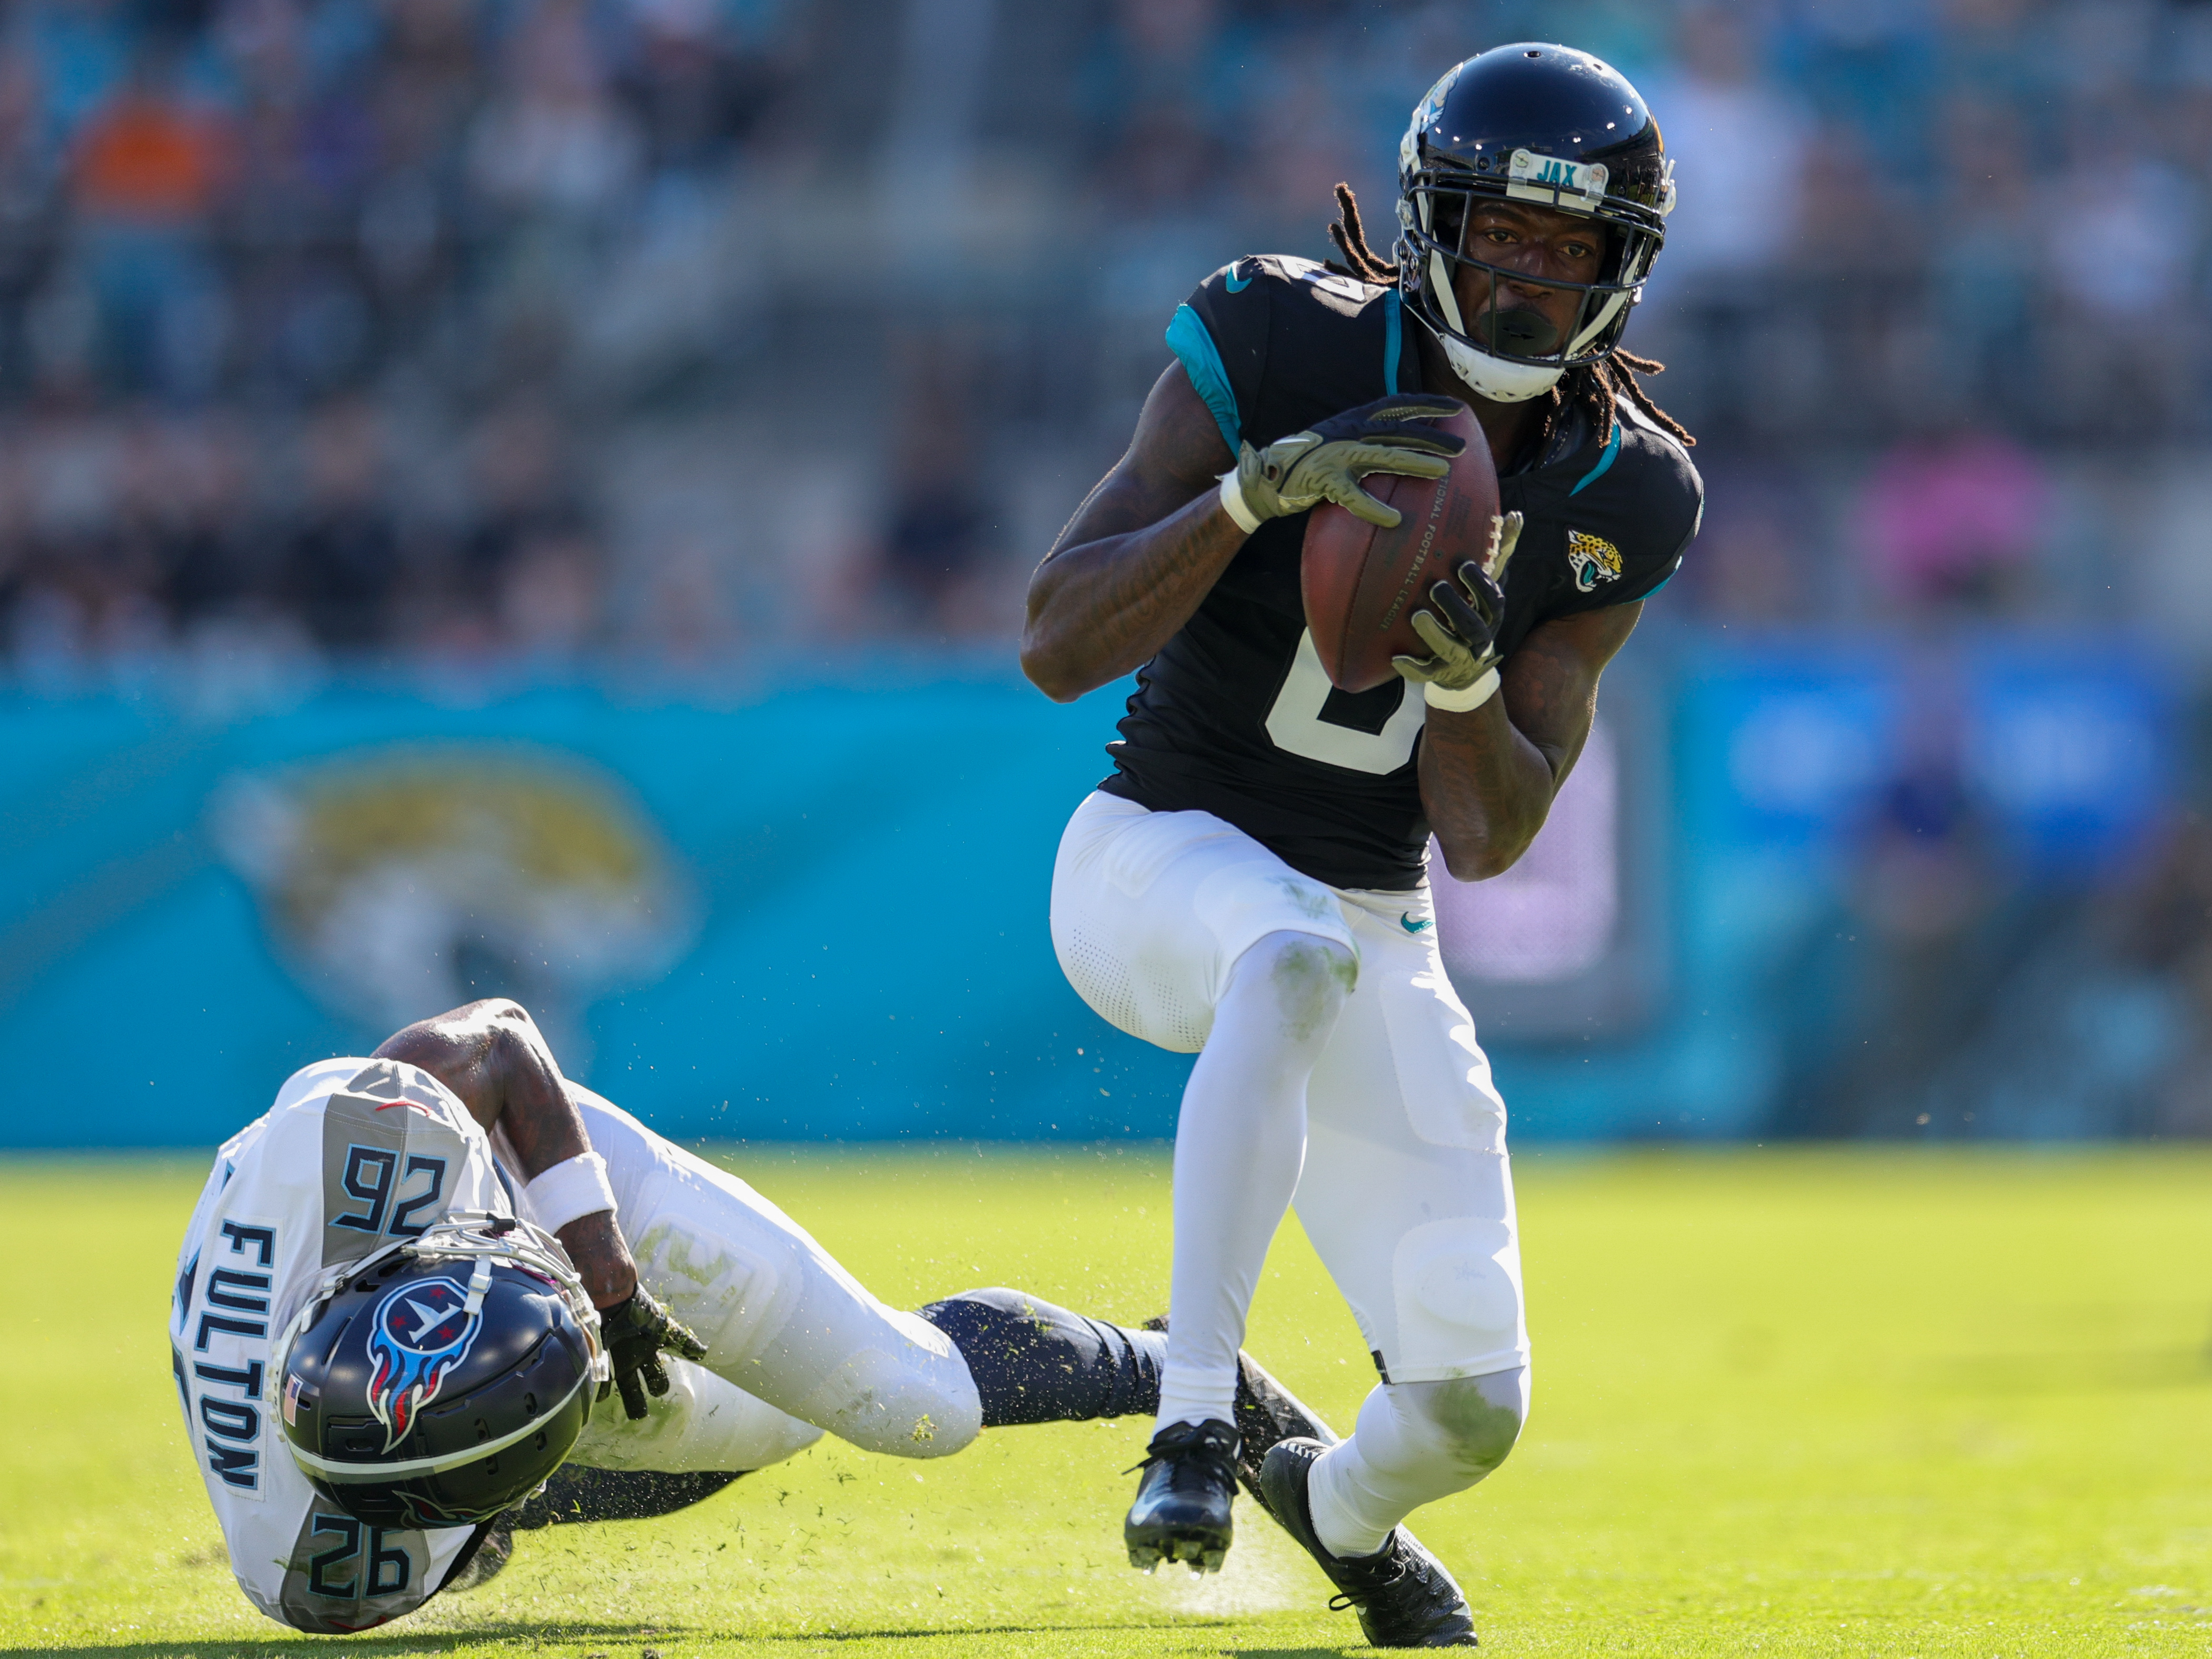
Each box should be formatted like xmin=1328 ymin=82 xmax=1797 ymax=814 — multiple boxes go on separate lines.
xmin=1299 ymin=404 xmax=1500 ymax=693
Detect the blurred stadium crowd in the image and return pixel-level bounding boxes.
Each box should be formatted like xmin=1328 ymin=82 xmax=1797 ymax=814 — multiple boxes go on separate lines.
xmin=6 ymin=0 xmax=2212 ymax=1137
xmin=4 ymin=0 xmax=2210 ymax=659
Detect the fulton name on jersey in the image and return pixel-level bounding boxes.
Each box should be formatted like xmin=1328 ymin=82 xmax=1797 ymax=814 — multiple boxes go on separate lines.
xmin=170 ymin=1057 xmax=511 ymax=1632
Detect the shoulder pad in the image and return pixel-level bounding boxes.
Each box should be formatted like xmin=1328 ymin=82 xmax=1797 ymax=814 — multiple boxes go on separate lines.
xmin=1208 ymin=254 xmax=1387 ymax=314
xmin=1607 ymin=410 xmax=1703 ymax=522
xmin=1524 ymin=405 xmax=1703 ymax=605
xmin=1174 ymin=255 xmax=1406 ymax=455
xmin=1544 ymin=404 xmax=1700 ymax=517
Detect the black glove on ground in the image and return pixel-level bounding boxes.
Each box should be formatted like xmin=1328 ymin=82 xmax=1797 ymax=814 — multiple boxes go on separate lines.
xmin=597 ymin=1283 xmax=708 ymax=1421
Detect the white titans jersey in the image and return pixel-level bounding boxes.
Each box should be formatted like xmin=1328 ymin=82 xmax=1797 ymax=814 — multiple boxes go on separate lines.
xmin=169 ymin=1056 xmax=514 ymax=1632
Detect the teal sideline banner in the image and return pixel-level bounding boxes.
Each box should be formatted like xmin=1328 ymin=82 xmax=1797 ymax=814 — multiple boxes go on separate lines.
xmin=0 ymin=677 xmax=1199 ymax=1150
xmin=0 ymin=636 xmax=2175 ymax=1150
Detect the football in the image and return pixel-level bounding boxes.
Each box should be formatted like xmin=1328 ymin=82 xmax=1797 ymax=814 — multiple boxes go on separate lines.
xmin=1299 ymin=403 xmax=1500 ymax=693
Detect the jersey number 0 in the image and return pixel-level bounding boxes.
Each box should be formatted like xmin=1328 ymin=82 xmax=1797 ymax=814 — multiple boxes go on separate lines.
xmin=1264 ymin=630 xmax=1425 ymax=774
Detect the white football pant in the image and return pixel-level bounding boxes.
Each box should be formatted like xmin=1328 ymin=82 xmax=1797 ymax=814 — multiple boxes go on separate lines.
xmin=1051 ymin=790 xmax=1528 ymax=1553
xmin=514 ymin=1092 xmax=984 ymax=1473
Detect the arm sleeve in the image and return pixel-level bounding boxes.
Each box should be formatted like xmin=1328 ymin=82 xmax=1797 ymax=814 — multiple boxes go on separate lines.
xmin=1166 ymin=258 xmax=1273 ymax=459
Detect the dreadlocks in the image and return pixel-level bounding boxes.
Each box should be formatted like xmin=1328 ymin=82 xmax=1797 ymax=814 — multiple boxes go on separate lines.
xmin=1326 ymin=182 xmax=1695 ymax=451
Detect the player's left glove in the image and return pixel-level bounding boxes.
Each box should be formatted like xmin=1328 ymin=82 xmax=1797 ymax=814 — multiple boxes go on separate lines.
xmin=1392 ymin=511 xmax=1523 ymax=712
xmin=597 ymin=1283 xmax=708 ymax=1420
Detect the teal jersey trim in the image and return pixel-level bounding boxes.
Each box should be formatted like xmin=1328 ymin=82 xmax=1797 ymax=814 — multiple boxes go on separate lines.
xmin=1167 ymin=304 xmax=1242 ymax=457
xmin=1383 ymin=288 xmax=1404 ymax=391
xmin=1568 ymin=420 xmax=1622 ymax=496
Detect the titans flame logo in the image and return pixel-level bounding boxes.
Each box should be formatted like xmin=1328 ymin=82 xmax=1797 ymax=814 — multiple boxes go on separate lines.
xmin=365 ymin=1276 xmax=483 ymax=1451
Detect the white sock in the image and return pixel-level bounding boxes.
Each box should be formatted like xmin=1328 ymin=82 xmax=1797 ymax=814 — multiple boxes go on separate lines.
xmin=1306 ymin=1369 xmax=1529 ymax=1558
xmin=1152 ymin=930 xmax=1350 ymax=1435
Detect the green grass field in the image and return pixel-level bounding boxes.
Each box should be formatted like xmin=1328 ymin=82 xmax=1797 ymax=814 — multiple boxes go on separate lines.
xmin=6 ymin=1146 xmax=2212 ymax=1658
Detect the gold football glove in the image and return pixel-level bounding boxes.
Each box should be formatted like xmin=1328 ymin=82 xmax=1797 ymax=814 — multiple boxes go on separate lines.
xmin=1218 ymin=394 xmax=1464 ymax=532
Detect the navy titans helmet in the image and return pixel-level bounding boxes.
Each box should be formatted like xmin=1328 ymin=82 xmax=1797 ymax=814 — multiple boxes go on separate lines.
xmin=276 ymin=1216 xmax=607 ymax=1530
xmin=1395 ymin=43 xmax=1676 ymax=403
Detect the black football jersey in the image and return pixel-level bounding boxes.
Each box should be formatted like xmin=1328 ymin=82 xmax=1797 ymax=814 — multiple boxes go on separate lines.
xmin=1097 ymin=253 xmax=1703 ymax=892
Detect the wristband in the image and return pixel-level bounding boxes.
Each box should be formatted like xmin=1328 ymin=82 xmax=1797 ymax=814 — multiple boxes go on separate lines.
xmin=1217 ymin=470 xmax=1264 ymax=534
xmin=523 ymin=1150 xmax=618 ymax=1233
xmin=1424 ymin=666 xmax=1500 ymax=713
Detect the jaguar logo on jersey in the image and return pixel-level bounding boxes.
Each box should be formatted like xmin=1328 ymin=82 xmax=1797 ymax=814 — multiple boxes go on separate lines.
xmin=1566 ymin=529 xmax=1624 ymax=594
xmin=365 ymin=1275 xmax=482 ymax=1450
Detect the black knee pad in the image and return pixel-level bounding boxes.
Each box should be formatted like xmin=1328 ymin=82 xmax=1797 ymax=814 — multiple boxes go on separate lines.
xmin=507 ymin=1466 xmax=750 ymax=1530
xmin=917 ymin=1288 xmax=1164 ymax=1428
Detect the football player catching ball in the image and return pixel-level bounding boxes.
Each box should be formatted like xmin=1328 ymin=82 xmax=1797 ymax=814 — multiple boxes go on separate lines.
xmin=1023 ymin=44 xmax=1704 ymax=1647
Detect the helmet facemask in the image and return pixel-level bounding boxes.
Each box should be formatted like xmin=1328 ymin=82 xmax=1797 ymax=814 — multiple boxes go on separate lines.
xmin=1396 ymin=153 xmax=1669 ymax=404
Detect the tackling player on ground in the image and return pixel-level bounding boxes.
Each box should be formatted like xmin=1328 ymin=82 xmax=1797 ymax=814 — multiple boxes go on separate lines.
xmin=173 ymin=997 xmax=1345 ymax=1632
xmin=1024 ymin=45 xmax=1701 ymax=1647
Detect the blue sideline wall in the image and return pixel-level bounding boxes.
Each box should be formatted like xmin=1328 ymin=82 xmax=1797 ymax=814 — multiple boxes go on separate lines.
xmin=0 ymin=637 xmax=2174 ymax=1151
xmin=0 ymin=676 xmax=1199 ymax=1150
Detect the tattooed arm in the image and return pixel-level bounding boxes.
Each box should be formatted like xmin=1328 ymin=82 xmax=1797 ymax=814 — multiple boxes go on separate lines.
xmin=1419 ymin=603 xmax=1642 ymax=882
xmin=1020 ymin=365 xmax=1242 ymax=703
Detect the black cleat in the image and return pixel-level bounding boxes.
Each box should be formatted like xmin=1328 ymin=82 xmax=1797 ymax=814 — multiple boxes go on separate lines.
xmin=1142 ymin=1321 xmax=1461 ymax=1612
xmin=1259 ymin=1437 xmax=1479 ymax=1648
xmin=1125 ymin=1417 xmax=1240 ymax=1574
xmin=1140 ymin=1315 xmax=1343 ymax=1504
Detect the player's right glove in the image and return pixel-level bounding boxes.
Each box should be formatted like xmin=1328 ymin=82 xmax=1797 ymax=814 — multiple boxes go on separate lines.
xmin=1217 ymin=394 xmax=1465 ymax=534
xmin=1393 ymin=511 xmax=1524 ymax=712
xmin=597 ymin=1282 xmax=709 ymax=1420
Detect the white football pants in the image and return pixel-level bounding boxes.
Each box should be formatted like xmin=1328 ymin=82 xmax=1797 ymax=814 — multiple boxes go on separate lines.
xmin=505 ymin=1092 xmax=983 ymax=1473
xmin=1052 ymin=791 xmax=1529 ymax=1543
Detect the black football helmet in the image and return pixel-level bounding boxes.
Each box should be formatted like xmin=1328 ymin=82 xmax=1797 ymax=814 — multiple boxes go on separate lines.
xmin=1395 ymin=43 xmax=1675 ymax=403
xmin=276 ymin=1215 xmax=606 ymax=1530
